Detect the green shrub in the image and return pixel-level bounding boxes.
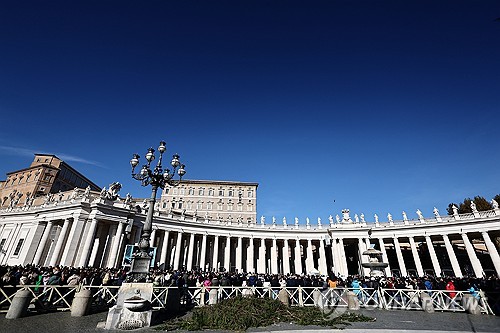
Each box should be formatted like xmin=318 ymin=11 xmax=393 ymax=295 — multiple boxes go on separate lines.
xmin=157 ymin=296 xmax=374 ymax=331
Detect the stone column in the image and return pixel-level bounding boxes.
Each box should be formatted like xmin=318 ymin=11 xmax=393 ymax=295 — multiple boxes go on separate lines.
xmin=212 ymin=235 xmax=219 ymax=271
xmin=482 ymin=231 xmax=500 ymax=277
xmin=442 ymin=234 xmax=462 ymax=278
xmin=150 ymin=228 xmax=157 ymax=247
xmin=88 ymin=224 xmax=103 ymax=267
xmin=259 ymin=239 xmax=266 ymax=273
xmin=378 ymin=238 xmax=391 ymax=276
xmin=358 ymin=238 xmax=370 ymax=276
xmin=393 ymin=237 xmax=408 ymax=277
xmin=173 ymin=231 xmax=183 ymax=270
xmin=109 ymin=222 xmax=125 ymax=268
xmin=294 ymin=239 xmax=302 ymax=274
xmin=159 ymin=230 xmax=170 ymax=269
xmin=461 ymin=233 xmax=483 ymax=278
xmin=338 ymin=238 xmax=349 ymax=277
xmin=60 ymin=217 xmax=80 ymax=265
xmin=32 ymin=221 xmax=53 ymax=266
xmin=425 ymin=235 xmax=442 ymax=277
xmin=306 ymin=239 xmax=314 ymax=273
xmin=271 ymin=238 xmax=278 ymax=274
xmin=200 ymin=234 xmax=207 ymax=271
xmin=247 ymin=237 xmax=255 ymax=273
xmin=49 ymin=218 xmax=71 ymax=266
xmin=236 ymin=237 xmax=243 ymax=272
xmin=408 ymin=237 xmax=424 ymax=277
xmin=330 ymin=239 xmax=339 ymax=275
xmin=224 ymin=236 xmax=231 ymax=272
xmin=318 ymin=239 xmax=327 ymax=275
xmin=282 ymin=239 xmax=290 ymax=274
xmin=187 ymin=233 xmax=196 ymax=271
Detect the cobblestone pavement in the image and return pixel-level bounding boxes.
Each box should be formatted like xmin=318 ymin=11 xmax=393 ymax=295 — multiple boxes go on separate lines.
xmin=0 ymin=309 xmax=499 ymax=333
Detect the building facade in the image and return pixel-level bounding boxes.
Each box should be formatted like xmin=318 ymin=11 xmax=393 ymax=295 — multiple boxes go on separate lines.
xmin=0 ymin=187 xmax=499 ymax=279
xmin=159 ymin=180 xmax=258 ymax=225
xmin=0 ymin=154 xmax=100 ymax=209
xmin=0 ymin=155 xmax=499 ymax=278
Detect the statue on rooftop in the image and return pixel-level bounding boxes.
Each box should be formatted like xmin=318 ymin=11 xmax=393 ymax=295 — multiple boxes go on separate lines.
xmin=374 ymin=214 xmax=379 ymax=223
xmin=328 ymin=215 xmax=334 ymax=225
xmin=360 ymin=213 xmax=365 ymax=223
xmin=433 ymin=207 xmax=440 ymax=218
xmin=387 ymin=213 xmax=393 ymax=222
xmin=416 ymin=209 xmax=424 ymax=220
xmin=260 ymin=216 xmax=265 ymax=224
xmin=492 ymin=199 xmax=499 ymax=209
xmin=354 ymin=214 xmax=359 ymax=223
xmin=470 ymin=201 xmax=478 ymax=213
xmin=402 ymin=211 xmax=408 ymax=221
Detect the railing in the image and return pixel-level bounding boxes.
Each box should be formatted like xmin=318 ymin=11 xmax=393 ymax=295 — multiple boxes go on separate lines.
xmin=0 ymin=285 xmax=495 ymax=315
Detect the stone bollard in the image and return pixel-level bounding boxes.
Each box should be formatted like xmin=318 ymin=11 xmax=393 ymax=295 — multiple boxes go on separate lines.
xmin=71 ymin=289 xmax=92 ymax=317
xmin=462 ymin=295 xmax=481 ymax=315
xmin=278 ymin=289 xmax=290 ymax=306
xmin=420 ymin=293 xmax=434 ymax=313
xmin=208 ymin=288 xmax=218 ymax=305
xmin=6 ymin=289 xmax=32 ymax=319
xmin=165 ymin=288 xmax=180 ymax=312
xmin=313 ymin=289 xmax=323 ymax=309
xmin=347 ymin=291 xmax=360 ymax=310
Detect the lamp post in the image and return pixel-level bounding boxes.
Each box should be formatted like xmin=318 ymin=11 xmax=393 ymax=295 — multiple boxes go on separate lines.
xmin=129 ymin=140 xmax=186 ymax=280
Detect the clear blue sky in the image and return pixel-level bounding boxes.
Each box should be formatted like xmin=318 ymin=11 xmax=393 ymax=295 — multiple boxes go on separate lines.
xmin=1 ymin=1 xmax=499 ymax=223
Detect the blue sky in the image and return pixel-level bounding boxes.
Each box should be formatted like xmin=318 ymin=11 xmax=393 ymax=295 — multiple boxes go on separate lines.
xmin=1 ymin=1 xmax=499 ymax=223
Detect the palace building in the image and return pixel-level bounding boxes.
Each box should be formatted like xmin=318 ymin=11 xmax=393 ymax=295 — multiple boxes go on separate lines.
xmin=0 ymin=154 xmax=499 ymax=279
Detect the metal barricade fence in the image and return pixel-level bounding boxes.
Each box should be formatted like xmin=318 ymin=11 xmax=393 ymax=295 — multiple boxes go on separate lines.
xmin=0 ymin=285 xmax=494 ymax=315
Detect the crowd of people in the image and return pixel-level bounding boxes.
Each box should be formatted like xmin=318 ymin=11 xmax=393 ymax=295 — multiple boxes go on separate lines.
xmin=1 ymin=264 xmax=499 ymax=296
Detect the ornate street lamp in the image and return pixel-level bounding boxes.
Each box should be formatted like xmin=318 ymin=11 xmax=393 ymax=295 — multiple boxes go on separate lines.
xmin=129 ymin=141 xmax=186 ymax=280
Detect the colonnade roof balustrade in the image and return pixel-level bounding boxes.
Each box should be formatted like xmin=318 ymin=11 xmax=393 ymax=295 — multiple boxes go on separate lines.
xmin=1 ymin=188 xmax=499 ymax=239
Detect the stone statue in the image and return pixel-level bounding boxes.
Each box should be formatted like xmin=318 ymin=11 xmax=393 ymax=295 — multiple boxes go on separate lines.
xmin=83 ymin=186 xmax=91 ymax=198
xmin=354 ymin=214 xmax=359 ymax=223
xmin=106 ymin=182 xmax=122 ymax=201
xmin=100 ymin=187 xmax=107 ymax=199
xmin=387 ymin=213 xmax=393 ymax=222
xmin=204 ymin=211 xmax=209 ymax=219
xmin=341 ymin=209 xmax=350 ymax=221
xmin=492 ymin=199 xmax=499 ymax=209
xmin=237 ymin=215 xmax=243 ymax=223
xmin=416 ymin=209 xmax=424 ymax=219
xmin=260 ymin=216 xmax=265 ymax=224
xmin=402 ymin=211 xmax=408 ymax=221
xmin=317 ymin=217 xmax=321 ymax=226
xmin=142 ymin=199 xmax=148 ymax=211
xmin=217 ymin=213 xmax=221 ymax=221
xmin=335 ymin=214 xmax=340 ymax=223
xmin=452 ymin=204 xmax=459 ymax=215
xmin=328 ymin=215 xmax=334 ymax=225
xmin=44 ymin=193 xmax=53 ymax=204
xmin=433 ymin=207 xmax=440 ymax=217
xmin=124 ymin=193 xmax=132 ymax=205
xmin=360 ymin=213 xmax=365 ymax=223
xmin=470 ymin=201 xmax=478 ymax=213
xmin=306 ymin=217 xmax=310 ymax=226
xmin=374 ymin=214 xmax=379 ymax=223
xmin=70 ymin=187 xmax=79 ymax=199
xmin=272 ymin=216 xmax=276 ymax=225
xmin=57 ymin=190 xmax=64 ymax=202
xmin=283 ymin=216 xmax=287 ymax=225
xmin=294 ymin=217 xmax=299 ymax=226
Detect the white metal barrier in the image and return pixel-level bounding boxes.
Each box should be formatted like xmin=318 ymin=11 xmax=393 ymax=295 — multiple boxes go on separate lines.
xmin=0 ymin=285 xmax=495 ymax=315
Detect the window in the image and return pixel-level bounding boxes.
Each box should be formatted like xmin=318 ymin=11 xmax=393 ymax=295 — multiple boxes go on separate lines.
xmin=173 ymin=188 xmax=178 ymax=195
xmin=208 ymin=189 xmax=214 ymax=196
xmin=165 ymin=188 xmax=169 ymax=194
xmin=171 ymin=202 xmax=175 ymax=208
xmin=248 ymin=191 xmax=253 ymax=198
xmin=197 ymin=201 xmax=203 ymax=210
xmin=162 ymin=202 xmax=167 ymax=209
xmin=189 ymin=188 xmax=194 ymax=195
xmin=247 ymin=203 xmax=253 ymax=211
xmin=228 ymin=190 xmax=233 ymax=197
xmin=198 ymin=189 xmax=204 ymax=196
xmin=228 ymin=201 xmax=233 ymax=211
xmin=43 ymin=174 xmax=51 ymax=181
xmin=238 ymin=203 xmax=243 ymax=211
xmin=217 ymin=202 xmax=223 ymax=211
xmin=18 ymin=176 xmax=24 ymax=184
xmin=26 ymin=174 xmax=32 ymax=182
xmin=219 ymin=190 xmax=224 ymax=196
xmin=178 ymin=201 xmax=183 ymax=209
xmin=180 ymin=188 xmax=185 ymax=195
xmin=13 ymin=239 xmax=24 ymax=256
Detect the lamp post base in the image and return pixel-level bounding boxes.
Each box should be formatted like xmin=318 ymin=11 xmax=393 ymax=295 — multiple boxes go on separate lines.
xmin=128 ymin=255 xmax=152 ymax=282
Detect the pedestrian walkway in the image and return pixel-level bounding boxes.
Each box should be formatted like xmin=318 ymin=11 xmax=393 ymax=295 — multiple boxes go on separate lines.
xmin=0 ymin=309 xmax=499 ymax=333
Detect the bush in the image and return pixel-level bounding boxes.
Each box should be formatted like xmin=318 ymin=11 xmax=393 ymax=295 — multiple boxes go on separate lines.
xmin=158 ymin=296 xmax=374 ymax=331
